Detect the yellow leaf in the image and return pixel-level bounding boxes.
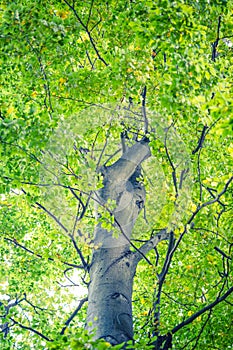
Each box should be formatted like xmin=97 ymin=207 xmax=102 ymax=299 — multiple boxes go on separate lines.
xmin=190 ymin=203 xmax=197 ymax=212
xmin=227 ymin=144 xmax=233 ymax=157
xmin=57 ymin=10 xmax=70 ymax=19
xmin=168 ymin=193 xmax=176 ymax=202
xmin=59 ymin=77 xmax=66 ymax=84
xmin=31 ymin=91 xmax=37 ymax=97
xmin=186 ymin=265 xmax=193 ymax=270
xmin=7 ymin=106 xmax=15 ymax=115
xmin=207 ymin=254 xmax=216 ymax=264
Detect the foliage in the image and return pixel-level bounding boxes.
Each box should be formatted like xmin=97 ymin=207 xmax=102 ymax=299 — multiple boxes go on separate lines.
xmin=1 ymin=0 xmax=233 ymax=349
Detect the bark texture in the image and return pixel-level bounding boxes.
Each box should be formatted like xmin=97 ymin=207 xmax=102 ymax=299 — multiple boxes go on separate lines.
xmin=86 ymin=139 xmax=151 ymax=344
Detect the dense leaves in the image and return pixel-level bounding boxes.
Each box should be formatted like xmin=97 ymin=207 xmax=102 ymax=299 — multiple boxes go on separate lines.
xmin=1 ymin=0 xmax=233 ymax=349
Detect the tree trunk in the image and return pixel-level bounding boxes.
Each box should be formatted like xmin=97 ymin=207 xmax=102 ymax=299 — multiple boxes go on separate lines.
xmin=86 ymin=140 xmax=150 ymax=345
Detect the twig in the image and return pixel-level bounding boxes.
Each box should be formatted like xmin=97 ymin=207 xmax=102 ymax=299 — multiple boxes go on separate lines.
xmin=4 ymin=237 xmax=83 ymax=269
xmin=212 ymin=16 xmax=222 ymax=61
xmin=63 ymin=0 xmax=108 ymax=66
xmin=214 ymin=246 xmax=231 ymax=260
xmin=192 ymin=125 xmax=208 ymax=155
xmin=10 ymin=317 xmax=53 ymax=341
xmin=171 ymin=286 xmax=233 ymax=334
xmin=69 ymin=233 xmax=88 ymax=269
xmin=141 ymin=86 xmax=148 ymax=134
xmin=35 ymin=202 xmax=68 ymax=233
xmin=60 ymin=297 xmax=88 ymax=335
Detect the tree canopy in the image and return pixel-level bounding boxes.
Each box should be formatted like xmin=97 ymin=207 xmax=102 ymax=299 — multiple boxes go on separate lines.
xmin=0 ymin=0 xmax=233 ymax=349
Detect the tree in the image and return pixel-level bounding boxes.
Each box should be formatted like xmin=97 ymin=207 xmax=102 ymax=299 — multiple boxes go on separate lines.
xmin=1 ymin=0 xmax=233 ymax=349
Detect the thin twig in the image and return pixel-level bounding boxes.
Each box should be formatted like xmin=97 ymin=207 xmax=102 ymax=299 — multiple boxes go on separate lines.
xmin=192 ymin=125 xmax=208 ymax=155
xmin=69 ymin=233 xmax=88 ymax=269
xmin=212 ymin=16 xmax=222 ymax=61
xmin=35 ymin=202 xmax=68 ymax=233
xmin=63 ymin=0 xmax=108 ymax=66
xmin=141 ymin=86 xmax=148 ymax=134
xmin=171 ymin=286 xmax=233 ymax=334
xmin=10 ymin=318 xmax=53 ymax=341
xmin=60 ymin=297 xmax=88 ymax=335
xmin=4 ymin=237 xmax=83 ymax=269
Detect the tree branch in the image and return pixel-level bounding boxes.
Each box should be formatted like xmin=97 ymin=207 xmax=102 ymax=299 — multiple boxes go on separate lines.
xmin=10 ymin=317 xmax=53 ymax=341
xmin=60 ymin=297 xmax=88 ymax=335
xmin=35 ymin=201 xmax=69 ymax=233
xmin=212 ymin=16 xmax=221 ymax=61
xmin=171 ymin=286 xmax=233 ymax=335
xmin=200 ymin=176 xmax=233 ymax=208
xmin=106 ymin=139 xmax=151 ymax=184
xmin=63 ymin=0 xmax=108 ymax=66
xmin=141 ymin=86 xmax=148 ymax=134
xmin=133 ymin=229 xmax=169 ymax=264
xmin=4 ymin=237 xmax=84 ymax=269
xmin=69 ymin=233 xmax=89 ymax=269
xmin=192 ymin=125 xmax=208 ymax=155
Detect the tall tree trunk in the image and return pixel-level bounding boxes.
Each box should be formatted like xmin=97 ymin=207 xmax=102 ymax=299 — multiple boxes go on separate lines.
xmin=86 ymin=140 xmax=150 ymax=345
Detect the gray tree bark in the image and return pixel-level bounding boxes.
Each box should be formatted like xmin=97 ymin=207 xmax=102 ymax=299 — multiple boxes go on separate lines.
xmin=86 ymin=139 xmax=151 ymax=345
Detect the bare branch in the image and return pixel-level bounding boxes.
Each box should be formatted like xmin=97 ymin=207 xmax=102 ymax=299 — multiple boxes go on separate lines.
xmin=10 ymin=318 xmax=53 ymax=341
xmin=192 ymin=125 xmax=208 ymax=155
xmin=171 ymin=286 xmax=233 ymax=335
xmin=69 ymin=233 xmax=89 ymax=269
xmin=212 ymin=16 xmax=222 ymax=61
xmin=164 ymin=126 xmax=178 ymax=197
xmin=133 ymin=229 xmax=169 ymax=264
xmin=141 ymin=86 xmax=148 ymax=134
xmin=4 ymin=237 xmax=84 ymax=269
xmin=201 ymin=176 xmax=233 ymax=208
xmin=60 ymin=297 xmax=88 ymax=335
xmin=214 ymin=246 xmax=231 ymax=260
xmin=190 ymin=310 xmax=212 ymax=350
xmin=86 ymin=0 xmax=94 ymax=27
xmin=24 ymin=36 xmax=53 ymax=118
xmin=63 ymin=0 xmax=108 ymax=66
xmin=35 ymin=201 xmax=68 ymax=233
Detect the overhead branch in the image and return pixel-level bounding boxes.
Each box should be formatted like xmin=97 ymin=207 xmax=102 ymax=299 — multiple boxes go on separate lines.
xmin=60 ymin=297 xmax=88 ymax=335
xmin=0 ymin=295 xmax=26 ymax=318
xmin=171 ymin=286 xmax=233 ymax=335
xmin=192 ymin=125 xmax=208 ymax=155
xmin=113 ymin=217 xmax=153 ymax=266
xmin=201 ymin=176 xmax=233 ymax=208
xmin=24 ymin=35 xmax=53 ymax=117
xmin=10 ymin=318 xmax=53 ymax=342
xmin=164 ymin=126 xmax=178 ymax=197
xmin=4 ymin=237 xmax=84 ymax=269
xmin=69 ymin=233 xmax=89 ymax=269
xmin=152 ymin=232 xmax=176 ymax=337
xmin=63 ymin=0 xmax=108 ymax=66
xmin=35 ymin=201 xmax=68 ymax=233
xmin=214 ymin=246 xmax=231 ymax=260
xmin=0 ymin=138 xmax=43 ymax=164
xmin=133 ymin=229 xmax=169 ymax=264
xmin=212 ymin=16 xmax=222 ymax=61
xmin=106 ymin=139 xmax=151 ymax=184
xmin=141 ymin=86 xmax=149 ymax=134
